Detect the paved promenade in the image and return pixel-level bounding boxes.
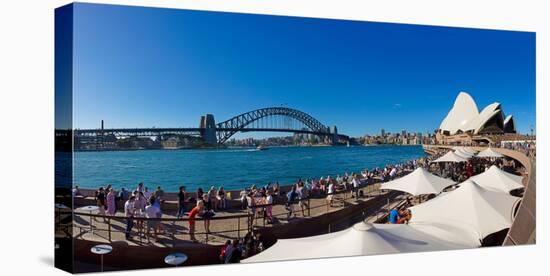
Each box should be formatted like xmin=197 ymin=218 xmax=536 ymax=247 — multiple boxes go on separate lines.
xmin=69 ymin=181 xmax=411 ymax=247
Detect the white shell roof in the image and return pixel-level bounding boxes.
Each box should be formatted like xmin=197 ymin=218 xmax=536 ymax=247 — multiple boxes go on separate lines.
xmin=439 ymin=92 xmax=479 ymax=134
xmin=439 ymin=92 xmax=510 ymax=135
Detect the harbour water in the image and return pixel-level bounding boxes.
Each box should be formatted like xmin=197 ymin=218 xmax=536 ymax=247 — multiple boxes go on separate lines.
xmin=73 ymin=145 xmax=425 ymax=191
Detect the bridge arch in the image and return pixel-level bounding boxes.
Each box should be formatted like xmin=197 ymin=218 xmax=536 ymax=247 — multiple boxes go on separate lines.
xmin=215 ymin=107 xmax=331 ymax=144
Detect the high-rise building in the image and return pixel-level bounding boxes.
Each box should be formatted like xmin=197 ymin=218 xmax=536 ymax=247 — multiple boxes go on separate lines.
xmin=381 ymin=128 xmax=385 ymax=137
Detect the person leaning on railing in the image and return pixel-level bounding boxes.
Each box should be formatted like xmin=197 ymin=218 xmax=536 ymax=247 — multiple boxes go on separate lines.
xmin=187 ymin=201 xmax=200 ymax=243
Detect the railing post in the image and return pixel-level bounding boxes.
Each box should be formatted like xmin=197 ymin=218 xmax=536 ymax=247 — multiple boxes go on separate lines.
xmin=90 ymin=213 xmax=94 ymax=235
xmin=237 ymin=216 xmax=241 ymax=239
xmin=343 ymin=191 xmax=346 ymax=207
xmin=308 ymin=198 xmax=311 ymax=217
xmin=205 ymin=220 xmax=209 ymax=244
xmin=139 ymin=218 xmax=142 ymax=244
xmin=172 ymin=224 xmax=176 ymax=247
xmin=108 ymin=217 xmax=111 ymax=242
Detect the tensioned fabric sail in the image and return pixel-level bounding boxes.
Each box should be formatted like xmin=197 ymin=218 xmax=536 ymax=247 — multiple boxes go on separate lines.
xmin=380 ymin=167 xmax=455 ymax=196
xmin=452 ymin=147 xmax=478 ymax=155
xmin=242 ymin=222 xmax=470 ymax=263
xmin=476 ymin=147 xmax=505 ymax=158
xmin=409 ymin=180 xmax=520 ymax=241
xmin=454 ymin=149 xmax=474 ymax=158
xmin=463 ymin=147 xmax=478 ymax=154
xmin=468 ymin=165 xmax=524 ymax=193
xmin=432 ymin=151 xmax=469 ymax=163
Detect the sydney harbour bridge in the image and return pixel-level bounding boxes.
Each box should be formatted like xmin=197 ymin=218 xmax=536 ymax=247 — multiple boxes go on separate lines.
xmin=74 ymin=107 xmax=350 ymax=146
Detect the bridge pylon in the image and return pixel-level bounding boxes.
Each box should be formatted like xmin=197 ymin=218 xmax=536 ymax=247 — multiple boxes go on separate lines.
xmin=331 ymin=125 xmax=339 ymax=145
xmin=199 ymin=114 xmax=217 ymax=145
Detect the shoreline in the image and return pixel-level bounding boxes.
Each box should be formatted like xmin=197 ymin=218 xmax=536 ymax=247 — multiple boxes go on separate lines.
xmin=74 ymin=143 xmax=423 ymax=152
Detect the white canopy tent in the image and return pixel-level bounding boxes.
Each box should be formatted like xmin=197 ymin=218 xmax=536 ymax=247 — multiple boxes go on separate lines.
xmin=468 ymin=165 xmax=524 ymax=193
xmin=432 ymin=151 xmax=469 ymax=163
xmin=409 ymin=180 xmax=520 ymax=241
xmin=380 ymin=167 xmax=455 ymax=196
xmin=476 ymin=147 xmax=505 ymax=158
xmin=242 ymin=222 xmax=470 ymax=263
xmin=463 ymin=147 xmax=478 ymax=154
xmin=406 ymin=221 xmax=482 ymax=247
xmin=454 ymin=149 xmax=474 ymax=158
xmin=452 ymin=146 xmax=478 ymax=154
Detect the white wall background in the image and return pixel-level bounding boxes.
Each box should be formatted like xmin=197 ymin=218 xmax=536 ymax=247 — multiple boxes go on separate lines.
xmin=0 ymin=0 xmax=547 ymax=275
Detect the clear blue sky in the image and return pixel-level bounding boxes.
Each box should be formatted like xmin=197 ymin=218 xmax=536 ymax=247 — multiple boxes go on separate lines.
xmin=72 ymin=3 xmax=535 ymax=137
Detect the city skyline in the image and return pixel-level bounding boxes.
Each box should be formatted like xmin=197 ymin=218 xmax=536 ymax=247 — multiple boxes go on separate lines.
xmin=72 ymin=3 xmax=535 ymax=137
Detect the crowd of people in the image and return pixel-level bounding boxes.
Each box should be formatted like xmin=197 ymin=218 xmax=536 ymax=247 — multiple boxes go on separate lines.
xmin=499 ymin=141 xmax=536 ymax=159
xmin=426 ymin=147 xmax=523 ymax=182
xmin=388 ymin=207 xmax=412 ymax=224
xmin=218 ymin=231 xmax=265 ymax=263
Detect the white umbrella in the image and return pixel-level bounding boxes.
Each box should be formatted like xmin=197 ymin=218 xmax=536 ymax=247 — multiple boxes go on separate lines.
xmin=242 ymin=222 xmax=469 ymax=263
xmin=380 ymin=167 xmax=455 ymax=196
xmin=468 ymin=165 xmax=524 ymax=193
xmin=432 ymin=151 xmax=468 ymax=163
xmin=409 ymin=180 xmax=520 ymax=241
xmin=476 ymin=148 xmax=504 ymax=158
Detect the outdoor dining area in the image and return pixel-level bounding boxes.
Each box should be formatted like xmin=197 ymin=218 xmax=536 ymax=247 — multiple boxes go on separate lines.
xmin=243 ymin=147 xmax=525 ymax=263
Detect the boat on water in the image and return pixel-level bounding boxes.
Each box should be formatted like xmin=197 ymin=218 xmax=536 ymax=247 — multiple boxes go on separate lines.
xmin=256 ymin=145 xmax=268 ymax=151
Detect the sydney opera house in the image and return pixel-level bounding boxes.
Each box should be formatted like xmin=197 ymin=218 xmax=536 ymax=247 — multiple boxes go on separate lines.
xmin=436 ymin=92 xmax=520 ymax=145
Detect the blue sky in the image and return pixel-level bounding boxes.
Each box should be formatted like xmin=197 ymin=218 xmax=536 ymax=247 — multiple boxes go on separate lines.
xmin=72 ymin=3 xmax=535 ymax=137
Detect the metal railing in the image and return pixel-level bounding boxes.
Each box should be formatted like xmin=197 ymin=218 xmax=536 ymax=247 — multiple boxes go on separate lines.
xmin=68 ymin=180 xmax=395 ymax=246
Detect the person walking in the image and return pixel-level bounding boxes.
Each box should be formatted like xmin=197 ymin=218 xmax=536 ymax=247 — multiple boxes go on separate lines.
xmin=326 ymin=181 xmax=335 ymax=207
xmin=124 ymin=196 xmax=136 ymax=240
xmin=352 ymin=174 xmax=360 ymax=199
xmin=265 ymin=190 xmax=274 ymax=224
xmin=106 ymin=188 xmax=117 ymax=216
xmin=177 ymin=186 xmax=186 ymax=218
xmin=297 ymin=183 xmax=309 ymax=217
xmin=285 ymin=186 xmax=298 ymax=219
xmin=96 ymin=187 xmax=107 ymax=222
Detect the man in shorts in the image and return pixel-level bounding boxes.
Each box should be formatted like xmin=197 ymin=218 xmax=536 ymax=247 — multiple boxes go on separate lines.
xmin=145 ymin=196 xmax=161 ymax=242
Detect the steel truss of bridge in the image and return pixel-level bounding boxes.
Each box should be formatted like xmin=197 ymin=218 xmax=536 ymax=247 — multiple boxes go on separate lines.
xmin=74 ymin=107 xmax=350 ymax=145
